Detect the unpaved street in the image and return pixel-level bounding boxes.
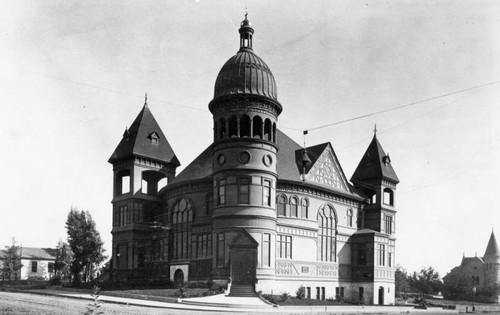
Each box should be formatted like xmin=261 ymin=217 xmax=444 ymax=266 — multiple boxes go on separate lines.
xmin=0 ymin=291 xmax=212 ymax=315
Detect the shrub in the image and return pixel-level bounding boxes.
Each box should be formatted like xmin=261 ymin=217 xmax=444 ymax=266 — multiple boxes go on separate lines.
xmin=296 ymin=286 xmax=306 ymax=300
xmin=262 ymin=294 xmax=277 ymax=304
xmin=280 ymin=292 xmax=291 ymax=302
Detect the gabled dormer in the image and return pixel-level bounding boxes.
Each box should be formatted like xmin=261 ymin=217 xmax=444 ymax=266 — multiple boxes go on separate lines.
xmin=298 ymin=143 xmax=351 ymax=193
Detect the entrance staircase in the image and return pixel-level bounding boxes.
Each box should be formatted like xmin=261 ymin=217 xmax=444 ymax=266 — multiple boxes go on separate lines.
xmin=228 ymin=284 xmax=257 ymax=297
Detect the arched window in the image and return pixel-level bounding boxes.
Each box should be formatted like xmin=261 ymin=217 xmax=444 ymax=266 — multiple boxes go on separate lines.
xmin=264 ymin=119 xmax=272 ymax=141
xmin=240 ymin=115 xmax=251 ymax=138
xmin=277 ymin=194 xmax=287 ymax=216
xmin=347 ymin=209 xmax=353 ymax=227
xmin=383 ymin=188 xmax=394 ymax=206
xmin=272 ymin=123 xmax=276 ymax=143
xmin=218 ymin=117 xmax=226 ymax=140
xmin=172 ymin=198 xmax=193 ymax=260
xmin=290 ymin=196 xmax=298 ymax=217
xmin=228 ymin=115 xmax=238 ymax=138
xmin=317 ymin=204 xmax=337 ymax=262
xmin=253 ymin=116 xmax=263 ymax=139
xmin=301 ymin=198 xmax=309 ymax=219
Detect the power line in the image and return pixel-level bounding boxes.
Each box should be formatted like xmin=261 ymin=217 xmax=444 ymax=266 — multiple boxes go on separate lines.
xmin=303 ymin=79 xmax=500 ymax=134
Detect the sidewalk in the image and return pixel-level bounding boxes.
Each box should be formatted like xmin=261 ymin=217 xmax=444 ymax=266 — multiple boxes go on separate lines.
xmin=21 ymin=289 xmax=460 ymax=314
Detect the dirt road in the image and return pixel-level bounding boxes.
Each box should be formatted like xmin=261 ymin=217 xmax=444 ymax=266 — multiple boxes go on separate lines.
xmin=0 ymin=291 xmax=210 ymax=314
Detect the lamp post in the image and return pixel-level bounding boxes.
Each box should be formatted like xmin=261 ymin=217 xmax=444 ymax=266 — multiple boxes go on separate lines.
xmin=472 ymin=286 xmax=477 ymax=312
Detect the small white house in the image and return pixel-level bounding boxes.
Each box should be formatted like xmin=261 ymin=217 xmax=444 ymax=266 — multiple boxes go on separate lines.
xmin=1 ymin=246 xmax=56 ymax=281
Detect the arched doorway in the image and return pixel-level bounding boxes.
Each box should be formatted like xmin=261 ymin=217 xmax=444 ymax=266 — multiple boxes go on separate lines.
xmin=378 ymin=286 xmax=384 ymax=305
xmin=359 ymin=287 xmax=364 ymax=303
xmin=174 ymin=269 xmax=184 ymax=286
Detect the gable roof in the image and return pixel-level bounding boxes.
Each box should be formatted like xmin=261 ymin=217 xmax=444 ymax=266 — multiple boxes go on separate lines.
xmin=351 ymin=135 xmax=399 ymax=184
xmin=108 ymin=104 xmax=180 ymax=166
xmin=484 ymin=231 xmax=500 ymax=258
xmin=0 ymin=247 xmax=57 ymax=260
xmin=166 ymin=129 xmax=362 ymax=199
xmin=170 ymin=145 xmax=213 ymax=184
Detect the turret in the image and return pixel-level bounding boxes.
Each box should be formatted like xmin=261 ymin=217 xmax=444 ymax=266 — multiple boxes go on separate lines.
xmin=108 ymin=96 xmax=179 ymax=281
xmin=208 ymin=14 xmax=281 ymax=286
xmin=351 ymin=132 xmax=399 ymax=234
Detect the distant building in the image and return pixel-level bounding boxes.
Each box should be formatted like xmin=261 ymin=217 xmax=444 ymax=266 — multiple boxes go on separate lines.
xmin=449 ymin=231 xmax=500 ymax=290
xmin=108 ymin=15 xmax=400 ymax=304
xmin=0 ymin=247 xmax=56 ymax=281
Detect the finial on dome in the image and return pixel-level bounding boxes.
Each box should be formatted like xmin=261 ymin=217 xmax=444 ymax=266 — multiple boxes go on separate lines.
xmin=239 ymin=11 xmax=254 ymax=51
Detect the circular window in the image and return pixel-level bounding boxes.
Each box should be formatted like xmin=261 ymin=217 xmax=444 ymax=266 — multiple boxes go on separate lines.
xmin=263 ymin=154 xmax=273 ymax=167
xmin=238 ymin=151 xmax=251 ymax=164
xmin=217 ymin=154 xmax=226 ymax=166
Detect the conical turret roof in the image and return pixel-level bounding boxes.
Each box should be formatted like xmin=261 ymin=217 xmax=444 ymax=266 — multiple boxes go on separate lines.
xmin=351 ymin=135 xmax=399 ymax=184
xmin=484 ymin=231 xmax=500 ymax=258
xmin=108 ymin=102 xmax=179 ymax=166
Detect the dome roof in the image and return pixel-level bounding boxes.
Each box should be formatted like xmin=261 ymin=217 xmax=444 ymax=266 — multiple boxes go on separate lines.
xmin=214 ymin=50 xmax=277 ymax=101
xmin=212 ymin=14 xmax=279 ymax=104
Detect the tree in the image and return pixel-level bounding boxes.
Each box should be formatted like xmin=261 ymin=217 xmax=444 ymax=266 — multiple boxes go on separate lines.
xmin=53 ymin=240 xmax=74 ymax=283
xmin=0 ymin=238 xmax=23 ymax=281
xmin=442 ymin=267 xmax=473 ymax=300
xmin=395 ymin=265 xmax=410 ymax=297
xmin=66 ymin=208 xmax=106 ymax=285
xmin=409 ymin=266 xmax=443 ymax=294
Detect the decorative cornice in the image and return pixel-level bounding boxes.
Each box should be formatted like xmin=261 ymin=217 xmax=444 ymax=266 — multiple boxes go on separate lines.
xmin=209 ymin=95 xmax=281 ymax=116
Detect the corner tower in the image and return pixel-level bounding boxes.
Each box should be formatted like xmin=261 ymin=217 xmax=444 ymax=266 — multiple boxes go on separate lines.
xmin=108 ymin=97 xmax=179 ymax=282
xmin=208 ymin=14 xmax=282 ymax=287
xmin=351 ymin=133 xmax=399 ymax=234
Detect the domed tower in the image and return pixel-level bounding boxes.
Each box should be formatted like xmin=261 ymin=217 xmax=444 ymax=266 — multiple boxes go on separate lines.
xmin=483 ymin=231 xmax=500 ymax=287
xmin=208 ymin=14 xmax=282 ymax=290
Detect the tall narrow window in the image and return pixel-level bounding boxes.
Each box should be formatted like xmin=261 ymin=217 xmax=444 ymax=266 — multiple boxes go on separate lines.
xmin=378 ymin=244 xmax=386 ymax=266
xmin=216 ymin=233 xmax=225 ymax=267
xmin=277 ymin=235 xmax=292 ymax=259
xmin=262 ymin=233 xmax=271 ymax=267
xmin=31 ymin=261 xmax=37 ymax=273
xmin=301 ymin=198 xmax=309 ymax=218
xmin=172 ymin=198 xmax=193 ymax=260
xmin=252 ymin=116 xmax=263 ymax=139
xmin=277 ymin=195 xmax=287 ymax=216
xmin=384 ymin=215 xmax=393 ymax=234
xmin=240 ymin=115 xmax=251 ymax=138
xmin=263 ymin=179 xmax=271 ymax=206
xmin=347 ymin=209 xmax=353 ymax=227
xmin=264 ymin=118 xmax=272 ymax=141
xmin=218 ymin=117 xmax=226 ymax=139
xmin=290 ymin=196 xmax=298 ymax=217
xmin=318 ymin=204 xmax=337 ymax=262
xmin=388 ymin=252 xmax=392 ymax=267
xmin=217 ymin=178 xmax=226 ymax=205
xmin=238 ymin=177 xmax=250 ymax=204
xmin=229 ymin=115 xmax=238 ymax=138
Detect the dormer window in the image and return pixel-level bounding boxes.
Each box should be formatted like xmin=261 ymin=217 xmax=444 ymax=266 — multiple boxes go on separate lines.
xmin=148 ymin=132 xmax=160 ymax=144
xmin=382 ymin=155 xmax=391 ymax=166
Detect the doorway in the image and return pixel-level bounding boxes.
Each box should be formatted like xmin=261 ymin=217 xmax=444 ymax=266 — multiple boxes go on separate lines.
xmin=359 ymin=287 xmax=364 ymax=303
xmin=378 ymin=286 xmax=384 ymax=305
xmin=174 ymin=269 xmax=184 ymax=285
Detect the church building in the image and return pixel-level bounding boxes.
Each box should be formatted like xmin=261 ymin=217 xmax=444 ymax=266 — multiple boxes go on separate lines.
xmin=448 ymin=231 xmax=500 ymax=293
xmin=108 ymin=15 xmax=399 ymax=305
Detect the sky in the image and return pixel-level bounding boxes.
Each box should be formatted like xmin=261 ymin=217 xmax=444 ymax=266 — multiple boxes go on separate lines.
xmin=1 ymin=0 xmax=499 ymax=277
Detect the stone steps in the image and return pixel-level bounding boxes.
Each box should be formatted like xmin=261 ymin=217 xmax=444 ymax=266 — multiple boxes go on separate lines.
xmin=229 ymin=284 xmax=257 ymax=297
